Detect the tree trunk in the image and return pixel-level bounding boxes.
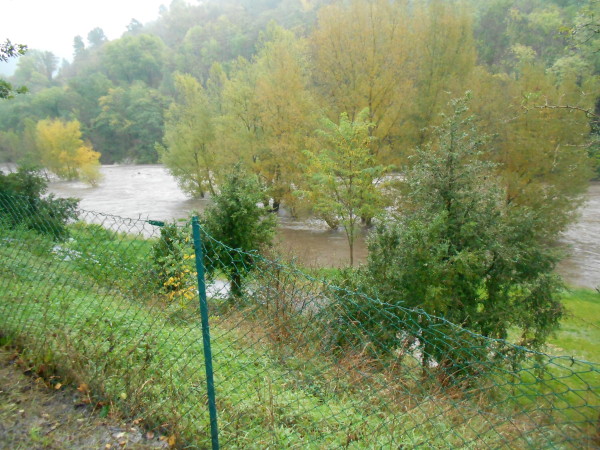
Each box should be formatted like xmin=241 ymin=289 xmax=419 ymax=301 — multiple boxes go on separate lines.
xmin=230 ymin=270 xmax=243 ymax=300
xmin=270 ymin=199 xmax=280 ymax=213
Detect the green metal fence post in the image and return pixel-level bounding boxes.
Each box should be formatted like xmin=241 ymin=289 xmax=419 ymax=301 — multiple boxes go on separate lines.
xmin=191 ymin=216 xmax=219 ymax=449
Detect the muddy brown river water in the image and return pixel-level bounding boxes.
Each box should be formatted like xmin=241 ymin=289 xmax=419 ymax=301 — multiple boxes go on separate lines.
xmin=21 ymin=164 xmax=599 ymax=289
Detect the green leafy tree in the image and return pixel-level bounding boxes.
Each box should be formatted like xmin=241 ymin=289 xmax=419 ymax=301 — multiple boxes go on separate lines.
xmin=12 ymin=50 xmax=59 ymax=93
xmin=0 ymin=39 xmax=27 ymax=99
xmin=67 ymin=73 xmax=114 ymax=151
xmin=95 ymin=82 xmax=166 ymax=163
xmin=73 ymin=36 xmax=86 ymax=59
xmin=159 ymin=73 xmax=217 ymax=198
xmin=202 ymin=164 xmax=277 ymax=300
xmin=362 ymin=98 xmax=564 ymax=370
xmin=301 ymin=109 xmax=388 ymax=266
xmin=101 ymin=34 xmax=166 ymax=88
xmin=87 ymin=28 xmax=107 ymax=48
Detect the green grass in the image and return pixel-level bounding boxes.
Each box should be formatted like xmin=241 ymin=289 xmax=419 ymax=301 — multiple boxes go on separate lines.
xmin=1 ymin=222 xmax=599 ymax=448
xmin=547 ymin=288 xmax=600 ymax=362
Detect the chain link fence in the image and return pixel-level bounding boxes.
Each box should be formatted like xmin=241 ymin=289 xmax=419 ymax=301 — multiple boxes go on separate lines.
xmin=0 ymin=191 xmax=599 ymax=448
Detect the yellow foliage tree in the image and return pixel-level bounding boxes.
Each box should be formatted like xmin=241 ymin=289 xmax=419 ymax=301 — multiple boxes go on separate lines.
xmin=469 ymin=64 xmax=595 ymax=236
xmin=221 ymin=24 xmax=315 ymax=211
xmin=35 ymin=119 xmax=101 ymax=185
xmin=410 ymin=0 xmax=477 ymax=146
xmin=311 ymin=0 xmax=414 ymax=164
xmin=311 ymin=0 xmax=476 ymax=163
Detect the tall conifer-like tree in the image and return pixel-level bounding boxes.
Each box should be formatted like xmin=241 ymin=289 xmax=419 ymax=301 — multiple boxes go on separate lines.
xmin=365 ymin=97 xmax=564 ymax=356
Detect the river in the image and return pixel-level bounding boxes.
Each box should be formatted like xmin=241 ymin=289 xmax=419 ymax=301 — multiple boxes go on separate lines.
xmin=5 ymin=164 xmax=597 ymax=289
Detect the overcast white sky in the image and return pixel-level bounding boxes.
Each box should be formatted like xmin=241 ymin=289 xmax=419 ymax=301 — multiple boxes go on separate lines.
xmin=1 ymin=0 xmax=177 ymax=67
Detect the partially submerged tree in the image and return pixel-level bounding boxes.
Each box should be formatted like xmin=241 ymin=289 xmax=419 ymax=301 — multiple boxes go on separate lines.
xmin=201 ymin=164 xmax=277 ymax=300
xmin=159 ymin=73 xmax=217 ymax=197
xmin=35 ymin=118 xmax=101 ymax=185
xmin=220 ymin=24 xmax=315 ymax=211
xmin=301 ymin=109 xmax=388 ymax=266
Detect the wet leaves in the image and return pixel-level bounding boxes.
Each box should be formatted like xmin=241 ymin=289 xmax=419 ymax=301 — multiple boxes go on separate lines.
xmin=0 ymin=348 xmax=169 ymax=448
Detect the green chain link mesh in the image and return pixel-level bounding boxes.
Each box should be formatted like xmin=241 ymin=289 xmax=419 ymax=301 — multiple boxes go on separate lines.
xmin=0 ymin=191 xmax=598 ymax=448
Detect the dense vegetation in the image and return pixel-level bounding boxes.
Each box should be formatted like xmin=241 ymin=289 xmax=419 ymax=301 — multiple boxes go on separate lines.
xmin=346 ymin=99 xmax=565 ymax=362
xmin=1 ymin=0 xmax=597 ymax=178
xmin=0 ymin=167 xmax=78 ymax=239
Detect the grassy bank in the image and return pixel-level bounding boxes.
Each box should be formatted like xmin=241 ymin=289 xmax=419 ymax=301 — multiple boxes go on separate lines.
xmin=550 ymin=288 xmax=600 ymax=362
xmin=1 ymin=222 xmax=599 ymax=448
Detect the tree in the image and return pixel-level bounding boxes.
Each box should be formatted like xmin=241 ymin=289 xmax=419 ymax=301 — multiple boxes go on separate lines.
xmin=174 ymin=19 xmax=247 ymax=81
xmin=35 ymin=119 xmax=101 ymax=185
xmin=363 ymin=98 xmax=564 ymax=368
xmin=95 ymin=82 xmax=166 ymax=163
xmin=250 ymin=24 xmax=315 ymax=211
xmin=202 ymin=164 xmax=277 ymax=300
xmin=127 ymin=19 xmax=144 ymax=34
xmin=67 ymin=73 xmax=114 ymax=152
xmin=220 ymin=24 xmax=315 ymax=211
xmin=301 ymin=109 xmax=388 ymax=266
xmin=73 ymin=36 xmax=86 ymax=59
xmin=311 ymin=0 xmax=414 ymax=163
xmin=12 ymin=50 xmax=59 ymax=93
xmin=0 ymin=39 xmax=27 ymax=99
xmin=160 ymin=73 xmax=217 ymax=198
xmin=410 ymin=0 xmax=477 ymax=146
xmin=87 ymin=28 xmax=107 ymax=48
xmin=496 ymin=64 xmax=594 ymax=235
xmin=101 ymin=34 xmax=166 ymax=88
xmin=568 ymin=0 xmax=600 ymax=73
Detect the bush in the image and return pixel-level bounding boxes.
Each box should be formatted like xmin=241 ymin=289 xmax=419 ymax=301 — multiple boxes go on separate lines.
xmin=0 ymin=167 xmax=78 ymax=240
xmin=201 ymin=164 xmax=277 ymax=300
xmin=150 ymin=222 xmax=197 ymax=304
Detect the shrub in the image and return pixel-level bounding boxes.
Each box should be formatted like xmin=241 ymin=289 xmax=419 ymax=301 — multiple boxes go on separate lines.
xmin=201 ymin=164 xmax=277 ymax=300
xmin=0 ymin=167 xmax=78 ymax=240
xmin=151 ymin=222 xmax=197 ymax=304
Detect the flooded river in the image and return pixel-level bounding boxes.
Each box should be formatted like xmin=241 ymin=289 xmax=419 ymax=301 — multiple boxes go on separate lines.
xmin=23 ymin=165 xmax=600 ymax=289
